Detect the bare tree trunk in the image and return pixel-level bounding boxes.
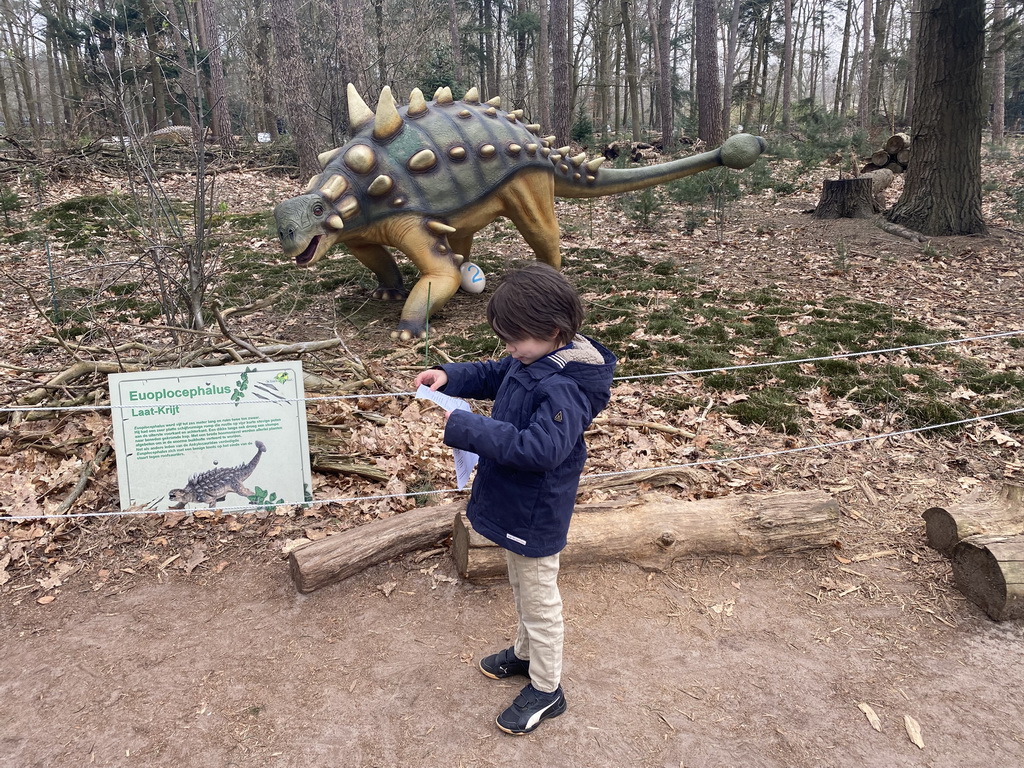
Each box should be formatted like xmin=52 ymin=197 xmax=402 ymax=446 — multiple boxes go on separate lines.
xmin=858 ymin=0 xmax=871 ymax=131
xmin=551 ymin=0 xmax=571 ymax=142
xmin=620 ymin=0 xmax=641 ymax=140
xmin=270 ymin=0 xmax=321 ymax=179
xmin=694 ymin=0 xmax=722 ymax=145
xmin=887 ymin=0 xmax=986 ymax=236
xmin=142 ymin=0 xmax=168 ymax=130
xmin=537 ymin=0 xmax=552 ymax=129
xmin=991 ymin=0 xmax=1006 ymax=144
xmin=447 ymin=0 xmax=465 ymax=87
xmin=721 ymin=0 xmax=741 ymax=132
xmin=654 ymin=0 xmax=673 ymax=149
xmin=834 ymin=0 xmax=853 ymax=116
xmin=781 ymin=0 xmax=793 ymax=129
xmin=905 ymin=0 xmax=921 ymax=124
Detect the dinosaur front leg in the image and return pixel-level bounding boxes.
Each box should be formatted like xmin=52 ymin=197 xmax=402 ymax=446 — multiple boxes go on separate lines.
xmin=382 ymin=218 xmax=462 ymax=340
xmin=348 ymin=243 xmax=407 ymax=301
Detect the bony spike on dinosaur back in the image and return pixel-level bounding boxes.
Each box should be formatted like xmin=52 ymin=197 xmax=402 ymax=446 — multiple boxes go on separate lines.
xmin=272 ymin=84 xmax=767 ymax=342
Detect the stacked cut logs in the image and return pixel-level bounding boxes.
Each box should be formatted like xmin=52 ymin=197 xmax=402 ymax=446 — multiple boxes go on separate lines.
xmin=860 ymin=132 xmax=911 ymax=174
xmin=923 ymin=484 xmax=1024 ymax=621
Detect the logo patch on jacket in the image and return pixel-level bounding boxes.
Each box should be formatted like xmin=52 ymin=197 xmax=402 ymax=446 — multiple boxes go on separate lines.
xmin=553 ymin=411 xmax=563 ymax=423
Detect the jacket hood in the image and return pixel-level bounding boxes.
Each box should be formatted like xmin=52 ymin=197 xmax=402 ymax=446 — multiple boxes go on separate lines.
xmin=525 ymin=334 xmax=617 ymax=417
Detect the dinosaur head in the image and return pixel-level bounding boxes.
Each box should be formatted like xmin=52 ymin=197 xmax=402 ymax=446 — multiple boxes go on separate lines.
xmin=273 ymin=193 xmax=345 ymax=267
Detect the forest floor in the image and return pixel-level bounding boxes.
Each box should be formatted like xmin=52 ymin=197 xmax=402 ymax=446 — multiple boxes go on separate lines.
xmin=2 ymin=142 xmax=1024 ymax=767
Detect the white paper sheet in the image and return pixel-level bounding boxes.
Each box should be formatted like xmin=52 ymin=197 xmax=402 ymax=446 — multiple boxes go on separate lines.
xmin=416 ymin=385 xmax=480 ymax=489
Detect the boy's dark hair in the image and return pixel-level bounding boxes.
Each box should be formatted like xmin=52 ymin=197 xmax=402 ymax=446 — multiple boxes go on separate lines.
xmin=486 ymin=263 xmax=584 ymax=346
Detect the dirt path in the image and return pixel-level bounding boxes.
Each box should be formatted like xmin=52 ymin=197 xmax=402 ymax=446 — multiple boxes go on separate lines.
xmin=3 ymin=539 xmax=1023 ymax=768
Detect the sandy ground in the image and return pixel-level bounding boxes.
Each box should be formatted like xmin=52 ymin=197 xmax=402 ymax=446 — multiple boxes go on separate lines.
xmin=3 ymin=537 xmax=1024 ymax=768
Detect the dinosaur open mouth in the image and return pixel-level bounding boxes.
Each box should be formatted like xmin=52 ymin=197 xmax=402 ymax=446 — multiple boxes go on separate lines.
xmin=295 ymin=235 xmax=322 ymax=266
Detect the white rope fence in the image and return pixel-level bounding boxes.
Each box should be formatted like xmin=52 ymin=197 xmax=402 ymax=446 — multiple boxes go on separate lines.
xmin=2 ymin=405 xmax=1021 ymax=523
xmin=2 ymin=328 xmax=1022 ymax=415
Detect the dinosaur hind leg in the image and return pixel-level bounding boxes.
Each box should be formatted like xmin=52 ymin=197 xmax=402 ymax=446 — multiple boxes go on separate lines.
xmin=348 ymin=243 xmax=407 ymax=301
xmin=501 ymin=172 xmax=562 ymax=270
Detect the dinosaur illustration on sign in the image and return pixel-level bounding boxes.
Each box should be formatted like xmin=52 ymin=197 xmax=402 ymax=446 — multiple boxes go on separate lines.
xmin=273 ymin=84 xmax=767 ymax=340
xmin=168 ymin=441 xmax=267 ymax=507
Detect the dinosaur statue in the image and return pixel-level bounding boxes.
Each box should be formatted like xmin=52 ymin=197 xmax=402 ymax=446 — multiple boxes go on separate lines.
xmin=273 ymin=84 xmax=767 ymax=340
xmin=168 ymin=441 xmax=267 ymax=507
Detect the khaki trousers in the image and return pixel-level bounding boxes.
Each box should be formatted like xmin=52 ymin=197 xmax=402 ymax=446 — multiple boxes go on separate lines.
xmin=505 ymin=550 xmax=563 ymax=693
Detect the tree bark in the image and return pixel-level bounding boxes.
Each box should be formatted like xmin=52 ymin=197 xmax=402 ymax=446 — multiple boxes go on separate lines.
xmin=289 ymin=503 xmax=461 ymax=593
xmin=991 ymin=0 xmax=1006 ymax=144
xmin=858 ymin=0 xmax=871 ymax=131
xmin=780 ymin=0 xmax=793 ymax=130
xmin=721 ymin=0 xmax=741 ymax=130
xmin=693 ymin=0 xmax=722 ymax=145
xmin=886 ymin=0 xmax=987 ymax=236
xmin=620 ymin=0 xmax=641 ymax=140
xmin=454 ymin=490 xmax=838 ymax=580
xmin=198 ymin=0 xmax=234 ymax=147
xmin=923 ymin=484 xmax=1024 ymax=557
xmin=655 ymin=0 xmax=673 ymax=150
xmin=813 ymin=177 xmax=876 ymax=219
xmin=270 ymin=0 xmax=320 ymax=179
xmin=952 ymin=534 xmax=1024 ymax=621
xmin=550 ymin=0 xmax=570 ymax=143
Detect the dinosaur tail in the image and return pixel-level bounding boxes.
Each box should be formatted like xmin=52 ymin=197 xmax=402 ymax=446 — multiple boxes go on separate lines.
xmin=555 ymin=133 xmax=767 ymax=199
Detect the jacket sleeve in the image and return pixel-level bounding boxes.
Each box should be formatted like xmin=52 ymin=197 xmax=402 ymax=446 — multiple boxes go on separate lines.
xmin=443 ymin=378 xmax=592 ymax=472
xmin=439 ymin=357 xmax=513 ymax=401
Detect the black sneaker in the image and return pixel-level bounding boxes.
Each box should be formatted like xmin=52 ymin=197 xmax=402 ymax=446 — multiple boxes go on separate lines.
xmin=479 ymin=647 xmax=530 ymax=680
xmin=496 ymin=684 xmax=567 ymax=735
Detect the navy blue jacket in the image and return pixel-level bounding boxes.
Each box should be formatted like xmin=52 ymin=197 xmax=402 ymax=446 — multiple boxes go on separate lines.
xmin=440 ymin=335 xmax=616 ymax=557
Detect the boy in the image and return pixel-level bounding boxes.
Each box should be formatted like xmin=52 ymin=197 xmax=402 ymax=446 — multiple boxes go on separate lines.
xmin=415 ymin=263 xmax=616 ymax=734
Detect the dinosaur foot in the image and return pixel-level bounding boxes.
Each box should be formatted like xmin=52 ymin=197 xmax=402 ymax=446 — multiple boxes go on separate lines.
xmin=372 ymin=287 xmax=407 ymax=301
xmin=391 ymin=321 xmax=427 ymax=341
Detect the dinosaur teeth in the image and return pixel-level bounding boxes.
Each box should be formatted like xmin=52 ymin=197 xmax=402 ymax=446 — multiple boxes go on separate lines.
xmin=326 ymin=214 xmax=344 ymax=230
xmin=486 ymin=96 xmax=501 ymax=107
xmin=408 ymin=88 xmax=428 ymax=116
xmin=586 ymin=157 xmax=605 ymax=172
xmin=408 ymin=149 xmax=438 ymax=172
xmin=347 ymin=84 xmax=374 ymax=130
xmin=571 ymin=153 xmax=587 ymax=167
xmin=463 ymin=87 xmax=480 ymax=103
xmin=344 ymin=144 xmax=376 ymax=174
xmin=435 ymin=87 xmax=454 ymax=104
xmin=317 ymin=147 xmax=343 ymax=169
xmin=427 ymin=221 xmax=457 ymax=235
xmin=318 ymin=173 xmax=349 ymax=199
xmin=373 ymin=86 xmax=403 ymax=140
xmin=367 ymin=174 xmax=394 ymax=196
xmin=448 ymin=146 xmax=468 ymax=160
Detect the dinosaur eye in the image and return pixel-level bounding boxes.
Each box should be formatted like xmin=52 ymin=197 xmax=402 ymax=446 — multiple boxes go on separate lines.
xmin=312 ymin=202 xmax=325 ymax=217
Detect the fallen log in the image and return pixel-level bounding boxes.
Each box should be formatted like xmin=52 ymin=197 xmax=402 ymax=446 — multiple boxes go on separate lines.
xmin=288 ymin=502 xmax=463 ymax=593
xmin=923 ymin=484 xmax=1024 ymax=557
xmin=870 ymin=150 xmax=891 ymax=167
xmin=813 ymin=177 xmax=875 ymax=219
xmin=453 ymin=490 xmax=839 ymax=580
xmin=861 ymin=168 xmax=895 ymax=210
xmin=884 ymin=132 xmax=911 ymax=155
xmin=951 ymin=534 xmax=1024 ymax=621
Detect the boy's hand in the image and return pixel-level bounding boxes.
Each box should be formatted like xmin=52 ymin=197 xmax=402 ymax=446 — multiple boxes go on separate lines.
xmin=415 ymin=369 xmax=448 ymax=391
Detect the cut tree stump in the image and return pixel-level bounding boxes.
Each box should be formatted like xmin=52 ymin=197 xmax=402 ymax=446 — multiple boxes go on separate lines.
xmin=288 ymin=502 xmax=464 ymax=593
xmin=951 ymin=534 xmax=1024 ymax=621
xmin=923 ymin=484 xmax=1024 ymax=557
xmin=453 ymin=490 xmax=839 ymax=580
xmin=813 ymin=177 xmax=875 ymax=219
